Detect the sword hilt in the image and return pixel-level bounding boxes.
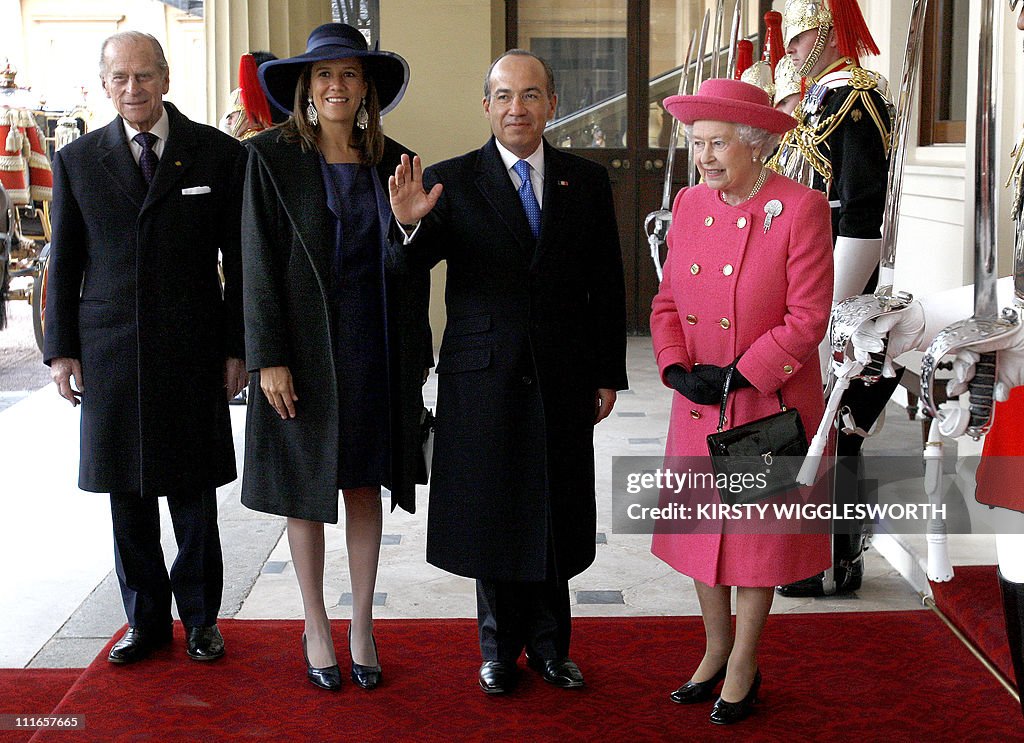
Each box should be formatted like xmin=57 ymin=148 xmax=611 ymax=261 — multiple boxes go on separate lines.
xmin=828 ymin=292 xmax=913 ymax=383
xmin=920 ymin=311 xmax=1018 ymax=439
xmin=967 ymin=352 xmax=997 ymax=430
xmin=860 ymin=345 xmax=888 ymax=384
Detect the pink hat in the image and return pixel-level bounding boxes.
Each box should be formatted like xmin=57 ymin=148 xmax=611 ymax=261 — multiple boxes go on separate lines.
xmin=664 ymin=78 xmax=797 ymax=135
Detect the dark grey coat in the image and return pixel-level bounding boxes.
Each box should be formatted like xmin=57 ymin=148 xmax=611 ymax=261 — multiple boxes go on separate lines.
xmin=401 ymin=138 xmax=627 ymax=582
xmin=44 ymin=103 xmax=245 ymax=497
xmin=240 ymin=131 xmax=429 ymax=521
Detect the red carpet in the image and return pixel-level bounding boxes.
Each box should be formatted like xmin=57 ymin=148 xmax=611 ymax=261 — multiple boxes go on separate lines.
xmin=0 ymin=669 xmax=82 ymax=743
xmin=27 ymin=614 xmax=1019 ymax=742
xmin=930 ymin=564 xmax=1015 ymax=683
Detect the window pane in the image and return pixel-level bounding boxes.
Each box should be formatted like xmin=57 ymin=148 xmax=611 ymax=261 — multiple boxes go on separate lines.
xmin=941 ymin=0 xmax=968 ymax=124
xmin=519 ymin=0 xmax=628 ymax=149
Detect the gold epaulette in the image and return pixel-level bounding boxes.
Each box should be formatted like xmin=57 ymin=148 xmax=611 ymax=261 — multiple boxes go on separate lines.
xmin=849 ymin=67 xmax=880 ymax=92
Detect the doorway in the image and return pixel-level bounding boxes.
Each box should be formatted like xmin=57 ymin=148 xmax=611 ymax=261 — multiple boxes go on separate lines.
xmin=508 ymin=0 xmax=768 ymax=333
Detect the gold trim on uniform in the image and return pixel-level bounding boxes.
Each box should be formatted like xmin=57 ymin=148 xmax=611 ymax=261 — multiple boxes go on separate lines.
xmin=767 ymin=60 xmax=892 ymax=194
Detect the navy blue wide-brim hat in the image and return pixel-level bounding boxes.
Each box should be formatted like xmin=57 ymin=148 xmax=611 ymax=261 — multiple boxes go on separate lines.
xmin=258 ymin=23 xmax=409 ymax=116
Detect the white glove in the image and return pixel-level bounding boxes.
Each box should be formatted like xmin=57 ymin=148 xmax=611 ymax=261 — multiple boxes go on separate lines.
xmin=850 ymin=300 xmax=927 ymax=378
xmin=946 ymin=322 xmax=1024 ymax=401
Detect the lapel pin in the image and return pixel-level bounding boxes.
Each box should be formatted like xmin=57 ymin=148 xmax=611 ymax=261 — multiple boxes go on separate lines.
xmin=558 ymin=180 xmax=569 ymax=186
xmin=174 ymin=161 xmax=182 ymax=166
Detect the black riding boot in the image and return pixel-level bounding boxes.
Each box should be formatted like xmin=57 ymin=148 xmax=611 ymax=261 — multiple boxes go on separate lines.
xmin=777 ymin=456 xmax=866 ymax=598
xmin=999 ymin=569 xmax=1024 ymax=719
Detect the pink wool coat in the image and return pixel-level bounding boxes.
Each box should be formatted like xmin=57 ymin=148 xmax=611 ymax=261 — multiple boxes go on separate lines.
xmin=650 ymin=171 xmax=833 ymax=587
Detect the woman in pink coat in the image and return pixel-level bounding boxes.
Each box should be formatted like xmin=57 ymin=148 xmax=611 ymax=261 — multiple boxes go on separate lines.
xmin=650 ymin=78 xmax=833 ymax=725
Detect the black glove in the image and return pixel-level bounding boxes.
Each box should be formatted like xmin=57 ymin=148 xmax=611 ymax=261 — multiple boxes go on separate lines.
xmin=691 ymin=363 xmax=730 ymax=394
xmin=730 ymin=364 xmax=752 ymax=389
xmin=692 ymin=359 xmax=753 ymax=392
xmin=664 ymin=365 xmax=720 ymax=405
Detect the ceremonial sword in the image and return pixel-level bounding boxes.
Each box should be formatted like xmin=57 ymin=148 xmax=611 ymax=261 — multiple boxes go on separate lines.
xmin=920 ymin=0 xmax=1019 ymax=440
xmin=687 ymin=11 xmax=712 ymax=189
xmin=710 ymin=0 xmax=726 ymax=78
xmin=725 ymin=0 xmax=742 ymax=81
xmin=797 ymin=0 xmax=930 ymax=484
xmin=644 ymin=11 xmax=709 ymax=281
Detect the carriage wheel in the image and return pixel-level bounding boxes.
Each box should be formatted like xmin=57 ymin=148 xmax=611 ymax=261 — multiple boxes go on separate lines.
xmin=32 ymin=243 xmax=49 ymax=352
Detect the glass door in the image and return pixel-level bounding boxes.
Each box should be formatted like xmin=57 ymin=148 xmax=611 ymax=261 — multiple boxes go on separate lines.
xmin=512 ymin=0 xmax=766 ymax=333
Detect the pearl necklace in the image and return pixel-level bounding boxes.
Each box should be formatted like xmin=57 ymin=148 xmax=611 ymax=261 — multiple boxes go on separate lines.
xmin=720 ymin=167 xmax=768 ymax=206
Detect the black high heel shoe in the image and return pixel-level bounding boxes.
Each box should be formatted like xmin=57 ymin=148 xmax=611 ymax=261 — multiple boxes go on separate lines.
xmin=302 ymin=633 xmax=342 ymax=691
xmin=709 ymin=669 xmax=761 ymax=725
xmin=348 ymin=627 xmax=382 ymax=690
xmin=669 ymin=664 xmax=727 ymax=704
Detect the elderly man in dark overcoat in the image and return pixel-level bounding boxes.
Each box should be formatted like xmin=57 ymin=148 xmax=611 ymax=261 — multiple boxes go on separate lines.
xmin=390 ymin=49 xmax=627 ymax=694
xmin=43 ymin=31 xmax=246 ymax=664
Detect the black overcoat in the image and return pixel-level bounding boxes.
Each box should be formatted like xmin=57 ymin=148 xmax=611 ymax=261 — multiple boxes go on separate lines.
xmin=401 ymin=137 xmax=627 ymax=582
xmin=44 ymin=103 xmax=245 ymax=497
xmin=240 ymin=131 xmax=429 ymax=521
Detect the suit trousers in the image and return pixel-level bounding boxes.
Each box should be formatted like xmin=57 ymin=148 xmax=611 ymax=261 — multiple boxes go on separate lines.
xmin=476 ymin=572 xmax=571 ymax=662
xmin=110 ymin=487 xmax=222 ymax=630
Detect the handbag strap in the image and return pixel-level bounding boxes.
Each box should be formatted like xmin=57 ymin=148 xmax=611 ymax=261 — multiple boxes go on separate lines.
xmin=716 ymin=361 xmax=787 ymax=432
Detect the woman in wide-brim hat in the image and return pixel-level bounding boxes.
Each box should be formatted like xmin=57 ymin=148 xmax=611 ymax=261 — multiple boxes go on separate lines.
xmin=240 ymin=23 xmax=431 ymax=692
xmin=649 ymin=78 xmax=833 ymax=725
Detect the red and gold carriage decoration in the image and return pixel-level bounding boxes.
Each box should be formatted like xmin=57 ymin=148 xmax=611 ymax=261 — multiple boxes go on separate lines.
xmin=1 ymin=58 xmax=85 ymax=346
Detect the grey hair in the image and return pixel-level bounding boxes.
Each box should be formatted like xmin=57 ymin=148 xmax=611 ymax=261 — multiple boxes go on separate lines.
xmin=483 ymin=49 xmax=556 ymax=100
xmin=99 ymin=31 xmax=169 ymax=77
xmin=682 ymin=123 xmax=780 ymax=159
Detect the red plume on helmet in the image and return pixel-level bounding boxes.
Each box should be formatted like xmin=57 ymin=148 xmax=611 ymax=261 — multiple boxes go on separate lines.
xmin=734 ymin=40 xmax=754 ymax=79
xmin=763 ymin=11 xmax=785 ymax=73
xmin=830 ymin=0 xmax=879 ymax=63
xmin=238 ymin=53 xmax=273 ymax=130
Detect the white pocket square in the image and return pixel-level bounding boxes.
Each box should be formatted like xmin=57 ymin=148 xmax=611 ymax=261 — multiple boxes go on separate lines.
xmin=181 ymin=186 xmax=212 ymax=195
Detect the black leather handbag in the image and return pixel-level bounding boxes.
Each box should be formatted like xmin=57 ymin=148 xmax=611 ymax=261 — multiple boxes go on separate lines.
xmin=705 ymin=365 xmax=808 ymax=506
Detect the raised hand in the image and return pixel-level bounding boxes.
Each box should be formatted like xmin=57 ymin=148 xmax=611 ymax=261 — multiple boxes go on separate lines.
xmin=388 ymin=154 xmax=443 ymax=226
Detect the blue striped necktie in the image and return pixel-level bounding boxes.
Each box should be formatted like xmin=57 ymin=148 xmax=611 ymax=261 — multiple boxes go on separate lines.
xmin=513 ymin=159 xmax=541 ymax=238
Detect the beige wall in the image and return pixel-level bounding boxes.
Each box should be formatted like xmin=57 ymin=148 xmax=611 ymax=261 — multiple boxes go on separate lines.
xmin=380 ymin=0 xmax=506 ymax=341
xmin=9 ymin=0 xmax=207 ymax=126
xmin=204 ymin=0 xmax=333 ymax=125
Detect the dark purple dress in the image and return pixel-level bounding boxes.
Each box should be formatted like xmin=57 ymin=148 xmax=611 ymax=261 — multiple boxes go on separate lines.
xmin=322 ymin=160 xmax=389 ymax=489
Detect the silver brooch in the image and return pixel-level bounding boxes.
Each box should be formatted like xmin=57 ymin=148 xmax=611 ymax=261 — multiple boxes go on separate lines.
xmin=763 ymin=200 xmax=783 ymax=233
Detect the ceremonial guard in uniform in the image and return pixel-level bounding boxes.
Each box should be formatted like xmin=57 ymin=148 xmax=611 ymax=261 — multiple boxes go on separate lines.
xmin=848 ymin=1 xmax=1024 ymax=716
xmin=772 ymin=0 xmax=895 ymax=597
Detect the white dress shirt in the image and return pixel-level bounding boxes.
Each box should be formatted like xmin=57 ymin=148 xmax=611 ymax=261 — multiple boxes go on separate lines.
xmin=123 ymin=108 xmax=169 ymax=165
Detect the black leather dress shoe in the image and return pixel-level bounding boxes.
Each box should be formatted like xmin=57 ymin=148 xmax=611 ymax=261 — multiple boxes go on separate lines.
xmin=479 ymin=660 xmax=518 ymax=694
xmin=669 ymin=664 xmax=727 ymax=704
xmin=709 ymin=670 xmax=761 ymax=725
xmin=303 ymin=634 xmax=342 ymax=691
xmin=526 ymin=656 xmax=585 ymax=689
xmin=186 ymin=625 xmax=225 ymax=661
xmin=349 ymin=628 xmax=382 ymax=690
xmin=107 ymin=626 xmax=172 ymax=664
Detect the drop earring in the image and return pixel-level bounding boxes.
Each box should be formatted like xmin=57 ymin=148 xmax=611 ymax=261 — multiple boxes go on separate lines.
xmin=356 ymin=97 xmax=369 ymax=130
xmin=306 ymin=97 xmax=318 ymax=127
